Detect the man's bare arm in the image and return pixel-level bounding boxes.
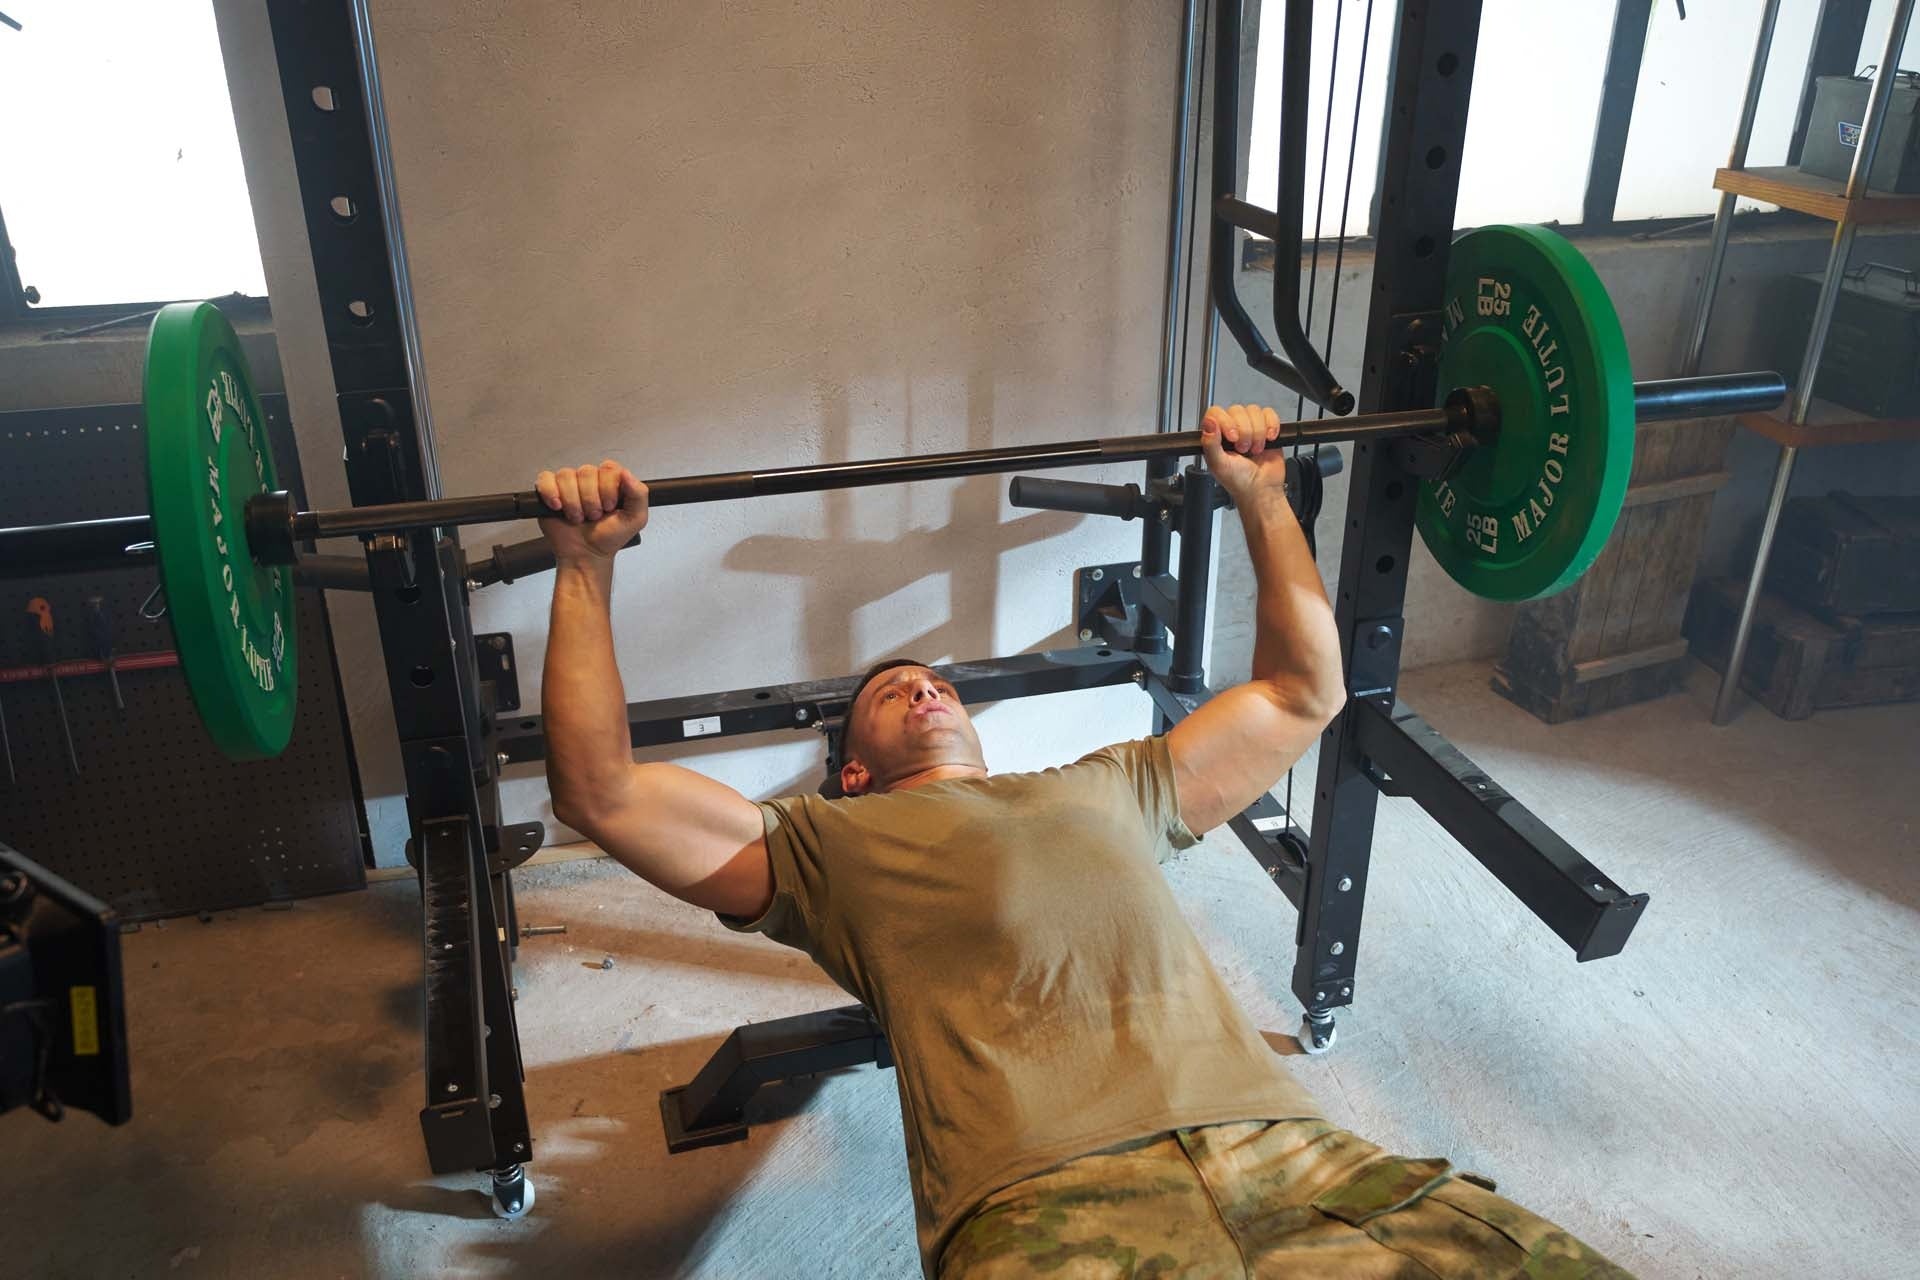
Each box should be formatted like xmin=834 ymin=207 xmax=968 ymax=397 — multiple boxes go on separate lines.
xmin=1167 ymin=407 xmax=1346 ymax=835
xmin=540 ymin=462 xmax=775 ymax=919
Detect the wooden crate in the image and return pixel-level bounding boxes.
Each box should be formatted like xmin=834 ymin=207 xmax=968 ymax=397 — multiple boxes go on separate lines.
xmin=1684 ymin=577 xmax=1920 ymax=719
xmin=1493 ymin=416 xmax=1735 ymax=723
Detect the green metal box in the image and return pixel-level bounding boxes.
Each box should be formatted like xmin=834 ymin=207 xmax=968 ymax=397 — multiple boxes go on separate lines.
xmin=1799 ymin=73 xmax=1920 ymax=193
xmin=1762 ymin=264 xmax=1920 ymax=419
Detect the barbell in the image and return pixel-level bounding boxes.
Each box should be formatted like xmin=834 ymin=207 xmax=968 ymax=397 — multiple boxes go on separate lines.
xmin=0 ymin=225 xmax=1783 ymax=761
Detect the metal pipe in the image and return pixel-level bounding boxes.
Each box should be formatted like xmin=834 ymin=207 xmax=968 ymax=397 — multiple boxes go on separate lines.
xmin=1208 ymin=0 xmax=1350 ymax=409
xmin=1710 ymin=2 xmax=1914 ymax=723
xmin=1202 ymin=305 xmax=1222 ymax=406
xmin=1680 ymin=192 xmax=1739 ymax=376
xmin=1146 ymin=0 xmax=1215 ymax=661
xmin=1012 ymin=449 xmax=1346 ymax=520
xmin=1208 ymin=0 xmax=1304 ymax=400
xmin=1267 ymin=0 xmax=1354 ymax=413
xmin=1711 ymin=444 xmax=1799 ymax=725
xmin=1156 ymin=0 xmax=1204 ymax=439
xmin=1215 ymin=195 xmax=1280 ymax=239
xmin=1842 ymin=0 xmax=1919 ymax=202
xmin=1791 ymin=226 xmax=1865 ymax=428
xmin=349 ymin=0 xmax=441 ymax=498
xmin=1712 ymin=222 xmax=1863 ymax=724
xmin=1730 ymin=0 xmax=1786 ymax=170
xmin=1008 ymin=477 xmax=1157 ymax=521
xmin=291 ymin=555 xmax=374 ymax=591
xmin=1681 ymin=0 xmax=1785 ymax=375
xmin=1633 ymin=372 xmax=1787 ymax=421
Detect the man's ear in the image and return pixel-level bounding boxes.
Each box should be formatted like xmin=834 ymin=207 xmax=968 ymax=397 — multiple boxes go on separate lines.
xmin=839 ymin=756 xmax=872 ymax=796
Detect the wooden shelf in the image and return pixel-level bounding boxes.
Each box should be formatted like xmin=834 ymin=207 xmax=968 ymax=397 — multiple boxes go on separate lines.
xmin=1736 ymin=395 xmax=1920 ymax=449
xmin=1713 ymin=166 xmax=1920 ymax=226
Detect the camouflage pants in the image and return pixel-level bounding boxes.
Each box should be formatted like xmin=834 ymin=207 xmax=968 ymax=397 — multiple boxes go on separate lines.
xmin=938 ymin=1118 xmax=1633 ymax=1279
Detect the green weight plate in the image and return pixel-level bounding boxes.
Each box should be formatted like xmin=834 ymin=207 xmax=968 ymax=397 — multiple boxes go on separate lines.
xmin=144 ymin=302 xmax=298 ymax=759
xmin=1416 ymin=225 xmax=1634 ymax=601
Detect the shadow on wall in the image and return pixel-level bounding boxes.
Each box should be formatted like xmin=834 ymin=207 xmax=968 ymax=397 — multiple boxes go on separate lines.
xmin=440 ymin=2 xmax=1173 ymax=859
xmin=724 ymin=375 xmax=1086 ymax=683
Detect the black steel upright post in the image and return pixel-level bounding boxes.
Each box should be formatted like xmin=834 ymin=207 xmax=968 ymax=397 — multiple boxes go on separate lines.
xmin=1582 ymin=0 xmax=1653 ymax=227
xmin=1292 ymin=0 xmax=1484 ymax=1045
xmin=1142 ymin=0 xmax=1208 ymax=684
xmin=261 ymin=0 xmax=532 ymax=1186
xmin=1169 ymin=467 xmax=1219 ymax=694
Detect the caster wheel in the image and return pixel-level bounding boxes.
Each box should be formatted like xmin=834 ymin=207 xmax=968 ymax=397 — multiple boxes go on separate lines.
xmin=491 ymin=1167 xmax=536 ymax=1220
xmin=1297 ymin=1016 xmax=1337 ymax=1056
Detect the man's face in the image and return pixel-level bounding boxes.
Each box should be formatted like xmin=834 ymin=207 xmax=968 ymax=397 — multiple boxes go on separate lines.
xmin=840 ymin=666 xmax=986 ymax=795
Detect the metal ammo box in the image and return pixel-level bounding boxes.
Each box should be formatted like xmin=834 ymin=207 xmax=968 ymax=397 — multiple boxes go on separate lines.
xmin=1799 ymin=71 xmax=1920 ymax=193
xmin=1762 ymin=263 xmax=1920 ymax=419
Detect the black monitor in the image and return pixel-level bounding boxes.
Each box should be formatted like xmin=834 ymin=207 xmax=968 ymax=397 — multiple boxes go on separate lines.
xmin=1 ymin=841 xmax=130 ymax=1125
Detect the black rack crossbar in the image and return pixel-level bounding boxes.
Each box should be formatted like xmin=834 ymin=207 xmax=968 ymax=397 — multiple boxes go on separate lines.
xmin=1350 ymin=698 xmax=1648 ymax=961
xmin=496 ymin=647 xmax=1144 ymax=764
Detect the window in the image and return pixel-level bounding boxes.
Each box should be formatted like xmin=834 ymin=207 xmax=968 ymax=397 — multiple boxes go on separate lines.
xmin=1247 ymin=0 xmax=1395 ymax=240
xmin=1615 ymin=0 xmax=1823 ymax=220
xmin=1454 ymin=3 xmax=1619 ymax=227
xmin=1247 ymin=0 xmax=1904 ymax=238
xmin=0 ymin=0 xmax=266 ymax=314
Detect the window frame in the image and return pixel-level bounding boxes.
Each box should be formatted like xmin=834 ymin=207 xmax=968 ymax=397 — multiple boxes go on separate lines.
xmin=1581 ymin=0 xmax=1872 ymax=230
xmin=0 ymin=201 xmax=270 ymax=330
xmin=3 ymin=1 xmax=1872 ymax=315
xmin=1240 ymin=0 xmax=1874 ymax=268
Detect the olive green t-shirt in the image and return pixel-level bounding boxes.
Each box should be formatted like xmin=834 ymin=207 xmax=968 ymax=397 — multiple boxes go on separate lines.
xmin=720 ymin=736 xmax=1322 ymax=1275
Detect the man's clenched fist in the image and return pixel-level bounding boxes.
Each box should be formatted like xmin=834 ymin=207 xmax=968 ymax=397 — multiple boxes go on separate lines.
xmin=535 ymin=460 xmax=650 ymax=562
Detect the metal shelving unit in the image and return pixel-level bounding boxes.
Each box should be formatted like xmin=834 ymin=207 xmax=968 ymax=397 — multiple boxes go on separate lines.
xmin=1682 ymin=0 xmax=1920 ymax=724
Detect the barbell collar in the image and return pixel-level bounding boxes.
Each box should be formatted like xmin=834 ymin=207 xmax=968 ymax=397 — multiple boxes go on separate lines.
xmin=246 ymin=491 xmax=300 ymax=569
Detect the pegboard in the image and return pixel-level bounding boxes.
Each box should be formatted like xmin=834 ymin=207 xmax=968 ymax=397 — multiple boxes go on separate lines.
xmin=0 ymin=398 xmax=367 ymax=920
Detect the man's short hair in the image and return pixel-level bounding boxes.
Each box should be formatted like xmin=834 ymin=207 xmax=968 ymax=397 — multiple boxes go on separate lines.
xmin=831 ymin=657 xmax=929 ymax=771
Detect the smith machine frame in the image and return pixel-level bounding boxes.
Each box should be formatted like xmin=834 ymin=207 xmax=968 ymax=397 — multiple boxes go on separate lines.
xmin=263 ymin=0 xmax=1646 ymax=1202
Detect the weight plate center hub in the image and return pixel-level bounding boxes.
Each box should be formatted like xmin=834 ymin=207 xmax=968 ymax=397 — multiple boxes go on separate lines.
xmin=1417 ymin=224 xmax=1635 ymax=602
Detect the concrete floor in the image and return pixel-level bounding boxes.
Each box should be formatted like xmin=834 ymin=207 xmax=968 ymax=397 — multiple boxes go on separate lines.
xmin=10 ymin=662 xmax=1917 ymax=1279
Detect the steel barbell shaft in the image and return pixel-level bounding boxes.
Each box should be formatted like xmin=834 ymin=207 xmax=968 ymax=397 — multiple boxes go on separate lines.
xmin=288 ymin=404 xmax=1457 ymax=549
xmin=0 ymin=373 xmax=1786 ymax=582
xmin=289 ymin=373 xmax=1784 ymax=550
xmin=0 ymin=408 xmax=1440 ymax=579
xmin=1632 ymin=371 xmax=1786 ymax=422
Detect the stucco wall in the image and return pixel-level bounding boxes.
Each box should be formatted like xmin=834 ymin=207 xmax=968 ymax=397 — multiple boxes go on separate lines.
xmin=330 ymin=1 xmax=1189 ymax=860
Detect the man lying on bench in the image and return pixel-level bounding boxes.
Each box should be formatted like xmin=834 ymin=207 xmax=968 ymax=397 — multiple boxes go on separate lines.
xmin=536 ymin=404 xmax=1629 ymax=1279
